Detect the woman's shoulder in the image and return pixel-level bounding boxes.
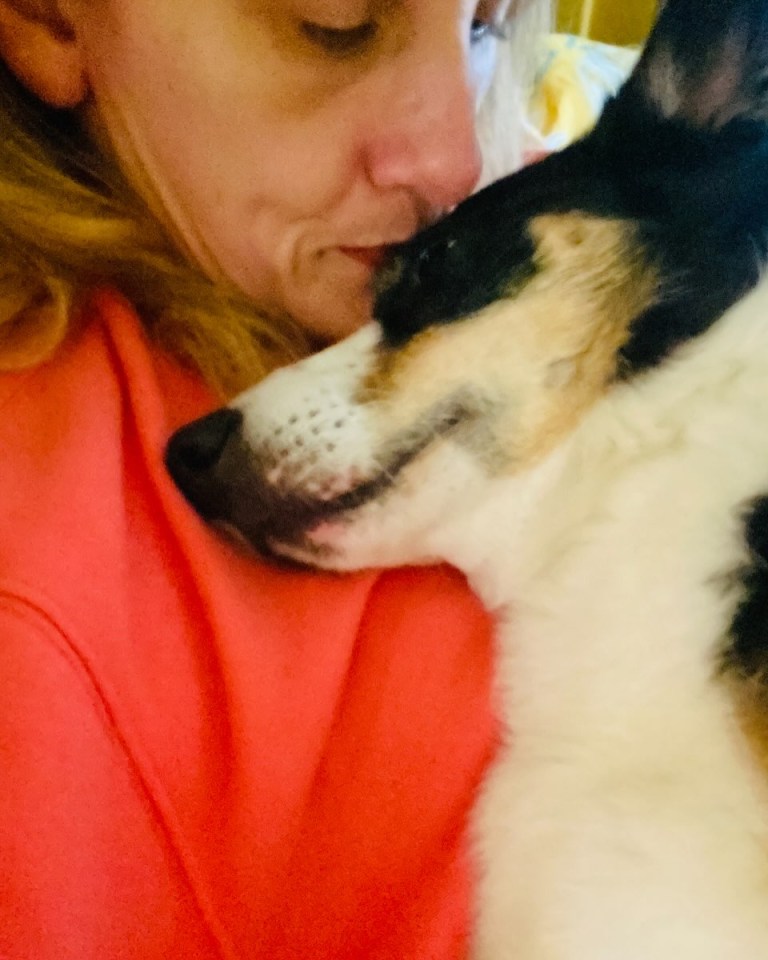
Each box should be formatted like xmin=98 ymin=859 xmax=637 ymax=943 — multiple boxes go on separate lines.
xmin=0 ymin=287 xmax=214 ymax=449
xmin=0 ymin=288 xmax=495 ymax=722
xmin=0 ymin=289 xmax=202 ymax=619
xmin=0 ymin=286 xmax=495 ymax=749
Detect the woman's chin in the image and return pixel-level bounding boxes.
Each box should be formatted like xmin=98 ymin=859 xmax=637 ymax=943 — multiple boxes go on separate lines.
xmin=286 ymin=274 xmax=374 ymax=343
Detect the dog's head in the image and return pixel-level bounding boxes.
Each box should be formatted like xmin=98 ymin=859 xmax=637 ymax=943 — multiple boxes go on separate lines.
xmin=166 ymin=0 xmax=768 ymax=569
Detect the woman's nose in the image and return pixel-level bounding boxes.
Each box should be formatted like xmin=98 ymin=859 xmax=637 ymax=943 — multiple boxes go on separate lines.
xmin=364 ymin=43 xmax=483 ymax=213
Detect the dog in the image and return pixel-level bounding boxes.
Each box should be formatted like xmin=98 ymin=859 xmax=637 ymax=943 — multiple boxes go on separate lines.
xmin=166 ymin=0 xmax=768 ymax=955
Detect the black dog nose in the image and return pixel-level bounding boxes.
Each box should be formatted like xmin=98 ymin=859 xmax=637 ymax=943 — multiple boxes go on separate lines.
xmin=165 ymin=407 xmax=243 ymax=488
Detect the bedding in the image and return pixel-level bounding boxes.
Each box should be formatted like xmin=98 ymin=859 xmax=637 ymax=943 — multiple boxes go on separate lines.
xmin=526 ymin=33 xmax=640 ymax=155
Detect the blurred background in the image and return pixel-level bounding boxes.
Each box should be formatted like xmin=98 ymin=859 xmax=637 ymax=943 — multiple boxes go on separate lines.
xmin=520 ymin=0 xmax=658 ymax=158
xmin=556 ymin=0 xmax=657 ymax=46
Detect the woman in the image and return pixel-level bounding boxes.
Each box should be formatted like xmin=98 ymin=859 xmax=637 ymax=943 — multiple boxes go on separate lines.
xmin=0 ymin=1 xmax=548 ymax=958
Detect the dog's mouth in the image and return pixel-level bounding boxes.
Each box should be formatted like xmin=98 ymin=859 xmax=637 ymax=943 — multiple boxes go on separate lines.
xmin=242 ymin=402 xmax=473 ymax=563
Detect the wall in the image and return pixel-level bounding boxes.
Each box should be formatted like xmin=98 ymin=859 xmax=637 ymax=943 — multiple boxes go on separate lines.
xmin=557 ymin=0 xmax=657 ymax=46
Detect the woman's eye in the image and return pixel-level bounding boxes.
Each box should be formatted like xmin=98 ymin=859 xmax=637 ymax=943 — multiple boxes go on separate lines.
xmin=469 ymin=17 xmax=508 ymax=45
xmin=301 ymin=19 xmax=378 ymax=56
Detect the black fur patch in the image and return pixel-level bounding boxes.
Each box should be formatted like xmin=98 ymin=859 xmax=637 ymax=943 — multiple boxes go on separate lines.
xmin=726 ymin=496 xmax=768 ymax=681
xmin=373 ymin=195 xmax=538 ymax=349
xmin=595 ymin=88 xmax=768 ymax=375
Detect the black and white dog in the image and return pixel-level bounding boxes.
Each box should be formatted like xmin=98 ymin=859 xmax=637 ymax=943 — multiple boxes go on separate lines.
xmin=167 ymin=0 xmax=768 ymax=955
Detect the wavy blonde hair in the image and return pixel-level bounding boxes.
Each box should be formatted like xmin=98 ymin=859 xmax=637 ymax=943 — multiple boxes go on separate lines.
xmin=0 ymin=0 xmax=550 ymax=398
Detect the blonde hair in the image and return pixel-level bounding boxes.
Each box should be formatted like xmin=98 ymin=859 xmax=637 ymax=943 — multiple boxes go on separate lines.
xmin=0 ymin=0 xmax=550 ymax=398
xmin=478 ymin=0 xmax=553 ymax=186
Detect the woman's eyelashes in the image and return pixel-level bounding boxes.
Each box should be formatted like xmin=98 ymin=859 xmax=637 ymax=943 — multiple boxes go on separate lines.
xmin=471 ymin=0 xmax=511 ymax=44
xmin=470 ymin=16 xmax=508 ymax=44
xmin=299 ymin=2 xmax=509 ymax=59
xmin=472 ymin=0 xmax=511 ymax=43
xmin=300 ymin=19 xmax=378 ymax=57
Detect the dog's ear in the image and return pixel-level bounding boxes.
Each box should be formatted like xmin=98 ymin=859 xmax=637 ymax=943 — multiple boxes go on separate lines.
xmin=628 ymin=0 xmax=768 ymax=131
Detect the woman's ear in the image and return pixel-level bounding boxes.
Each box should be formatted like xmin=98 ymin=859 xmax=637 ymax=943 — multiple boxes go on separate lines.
xmin=0 ymin=0 xmax=86 ymax=108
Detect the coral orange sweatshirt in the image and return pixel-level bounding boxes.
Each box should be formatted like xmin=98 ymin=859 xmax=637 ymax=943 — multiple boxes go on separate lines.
xmin=0 ymin=289 xmax=497 ymax=960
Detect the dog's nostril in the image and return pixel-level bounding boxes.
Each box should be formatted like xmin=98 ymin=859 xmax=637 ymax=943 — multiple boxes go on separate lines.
xmin=165 ymin=407 xmax=243 ymax=475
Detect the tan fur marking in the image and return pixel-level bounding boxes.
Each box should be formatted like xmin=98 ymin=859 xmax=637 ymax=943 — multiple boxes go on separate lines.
xmin=361 ymin=213 xmax=658 ymax=474
xmin=729 ymin=674 xmax=768 ymax=779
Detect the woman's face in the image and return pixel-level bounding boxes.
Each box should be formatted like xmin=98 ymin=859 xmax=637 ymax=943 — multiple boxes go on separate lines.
xmin=67 ymin=0 xmax=511 ymax=340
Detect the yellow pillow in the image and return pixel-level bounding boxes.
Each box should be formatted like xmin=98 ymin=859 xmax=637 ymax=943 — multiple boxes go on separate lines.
xmin=527 ymin=34 xmax=639 ymax=153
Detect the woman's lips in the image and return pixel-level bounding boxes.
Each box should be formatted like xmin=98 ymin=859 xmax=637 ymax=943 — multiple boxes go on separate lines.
xmin=338 ymin=245 xmax=389 ymax=270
